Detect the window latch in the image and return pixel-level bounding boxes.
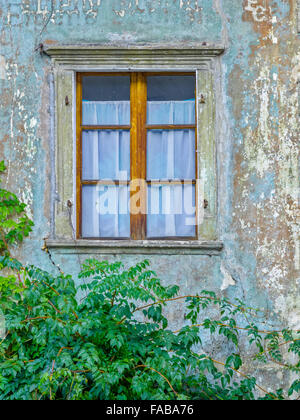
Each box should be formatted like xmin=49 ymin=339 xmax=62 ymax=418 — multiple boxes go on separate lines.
xmin=199 ymin=94 xmax=205 ymax=104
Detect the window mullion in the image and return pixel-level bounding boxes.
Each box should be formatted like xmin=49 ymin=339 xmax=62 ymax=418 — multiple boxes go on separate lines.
xmin=130 ymin=73 xmax=147 ymax=240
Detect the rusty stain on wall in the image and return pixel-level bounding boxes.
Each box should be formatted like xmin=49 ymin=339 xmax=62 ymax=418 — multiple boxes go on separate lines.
xmin=228 ymin=0 xmax=300 ymax=327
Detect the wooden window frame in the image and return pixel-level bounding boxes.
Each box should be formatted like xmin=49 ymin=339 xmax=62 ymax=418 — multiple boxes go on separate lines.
xmin=76 ymin=71 xmax=198 ymax=241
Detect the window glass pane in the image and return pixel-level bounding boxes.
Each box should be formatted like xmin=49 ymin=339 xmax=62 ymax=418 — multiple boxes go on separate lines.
xmin=147 ymin=75 xmax=195 ymax=125
xmin=147 ymin=184 xmax=196 ymax=237
xmin=82 ymin=130 xmax=130 ymax=181
xmin=147 ymin=129 xmax=195 ymax=180
xmin=82 ymin=185 xmax=130 ymax=238
xmin=82 ymin=76 xmax=130 ymax=125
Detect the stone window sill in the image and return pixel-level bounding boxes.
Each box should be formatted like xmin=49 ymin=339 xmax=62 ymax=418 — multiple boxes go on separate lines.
xmin=46 ymin=239 xmax=223 ymax=255
xmin=46 ymin=240 xmax=223 ymax=255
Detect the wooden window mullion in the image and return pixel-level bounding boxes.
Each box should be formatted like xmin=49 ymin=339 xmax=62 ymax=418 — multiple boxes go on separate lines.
xmin=130 ymin=73 xmax=147 ymax=240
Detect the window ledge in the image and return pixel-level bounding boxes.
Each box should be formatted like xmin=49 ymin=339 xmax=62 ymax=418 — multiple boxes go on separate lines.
xmin=46 ymin=239 xmax=223 ymax=255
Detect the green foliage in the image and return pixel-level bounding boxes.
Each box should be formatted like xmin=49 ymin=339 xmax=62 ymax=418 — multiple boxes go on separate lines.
xmin=0 ymin=161 xmax=34 ymax=256
xmin=0 ymin=257 xmax=299 ymax=400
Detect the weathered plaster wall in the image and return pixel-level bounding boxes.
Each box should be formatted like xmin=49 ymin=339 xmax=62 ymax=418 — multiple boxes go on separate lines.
xmin=0 ymin=0 xmax=299 ymax=391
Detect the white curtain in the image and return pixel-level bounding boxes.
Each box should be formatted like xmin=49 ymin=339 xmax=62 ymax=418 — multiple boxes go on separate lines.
xmin=82 ymin=130 xmax=130 ymax=181
xmin=82 ymin=185 xmax=130 ymax=238
xmin=81 ymin=100 xmax=196 ymax=238
xmin=81 ymin=129 xmax=130 ymax=238
xmin=147 ymin=129 xmax=195 ymax=180
xmin=147 ymin=100 xmax=195 ymax=125
xmin=147 ymin=184 xmax=195 ymax=238
xmin=82 ymin=100 xmax=130 ymax=126
xmin=82 ymin=100 xmax=195 ymax=126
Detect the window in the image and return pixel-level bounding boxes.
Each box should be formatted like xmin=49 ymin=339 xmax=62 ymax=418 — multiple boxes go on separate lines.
xmin=45 ymin=46 xmax=223 ymax=250
xmin=76 ymin=72 xmax=197 ymax=240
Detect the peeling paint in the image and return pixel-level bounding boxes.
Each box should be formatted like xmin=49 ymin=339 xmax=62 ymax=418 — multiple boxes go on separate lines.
xmin=220 ymin=262 xmax=236 ymax=291
xmin=0 ymin=55 xmax=6 ymax=79
xmin=244 ymin=0 xmax=270 ymax=22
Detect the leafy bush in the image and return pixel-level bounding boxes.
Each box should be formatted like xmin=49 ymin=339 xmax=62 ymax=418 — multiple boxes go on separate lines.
xmin=0 ymin=256 xmax=299 ymax=400
xmin=0 ymin=161 xmax=33 ymax=256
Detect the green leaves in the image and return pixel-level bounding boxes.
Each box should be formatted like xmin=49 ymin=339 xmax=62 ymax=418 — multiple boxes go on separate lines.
xmin=0 ymin=255 xmax=299 ymax=400
xmin=265 ymin=332 xmax=282 ymax=362
xmin=288 ymin=379 xmax=300 ymax=397
xmin=225 ymin=354 xmax=242 ymax=371
xmin=0 ymin=161 xmax=6 ymax=174
xmin=0 ymin=161 xmax=34 ymax=256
